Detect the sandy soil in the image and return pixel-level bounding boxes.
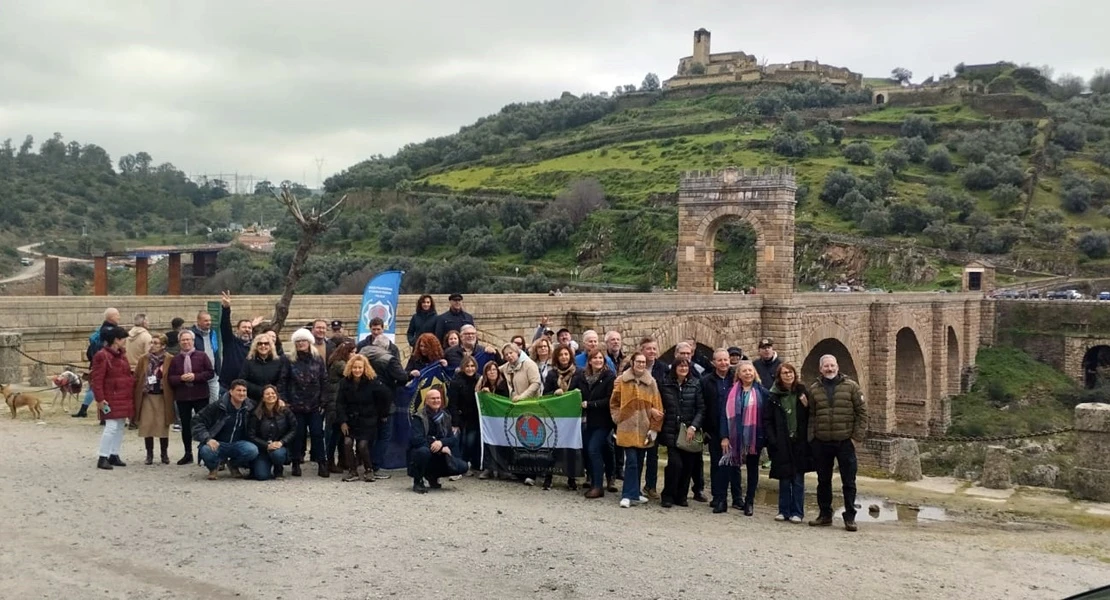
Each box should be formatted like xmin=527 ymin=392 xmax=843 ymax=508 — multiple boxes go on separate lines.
xmin=0 ymin=416 xmax=1107 ymax=600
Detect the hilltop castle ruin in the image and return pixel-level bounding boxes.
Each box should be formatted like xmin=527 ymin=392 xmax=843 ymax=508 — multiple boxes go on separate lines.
xmin=665 ymin=28 xmax=863 ymax=89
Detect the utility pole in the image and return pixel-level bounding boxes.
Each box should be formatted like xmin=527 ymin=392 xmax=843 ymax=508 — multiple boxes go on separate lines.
xmin=314 ymin=157 xmax=325 ymax=190
xmin=185 ymin=218 xmax=189 ymax=236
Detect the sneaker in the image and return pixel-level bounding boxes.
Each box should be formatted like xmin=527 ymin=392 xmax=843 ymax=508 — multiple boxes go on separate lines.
xmin=524 ymin=478 xmax=536 ymax=486
xmin=789 ymin=516 xmax=803 ymax=524
xmin=809 ymin=515 xmax=833 ymax=527
xmin=373 ymin=471 xmax=391 ymax=480
xmin=637 ymin=495 xmax=649 ymax=504
xmin=619 ymin=498 xmax=632 ymax=508
xmin=844 ymin=519 xmax=858 ymax=532
xmin=774 ymin=514 xmax=786 ymax=521
xmin=478 ymin=469 xmax=492 ymax=480
xmin=448 ymin=474 xmax=463 ymax=481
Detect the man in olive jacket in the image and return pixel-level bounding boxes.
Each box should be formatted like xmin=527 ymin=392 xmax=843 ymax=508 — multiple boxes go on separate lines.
xmin=807 ymin=354 xmax=867 ymax=532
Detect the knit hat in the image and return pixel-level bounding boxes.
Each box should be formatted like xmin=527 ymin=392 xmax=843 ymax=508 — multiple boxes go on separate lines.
xmin=290 ymin=328 xmax=315 ymax=345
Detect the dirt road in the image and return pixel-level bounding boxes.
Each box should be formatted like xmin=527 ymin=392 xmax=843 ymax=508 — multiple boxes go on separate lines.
xmin=0 ymin=418 xmax=1106 ymax=600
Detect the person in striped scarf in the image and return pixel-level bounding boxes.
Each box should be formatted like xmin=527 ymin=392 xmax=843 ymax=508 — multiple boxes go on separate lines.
xmin=717 ymin=360 xmax=767 ymax=517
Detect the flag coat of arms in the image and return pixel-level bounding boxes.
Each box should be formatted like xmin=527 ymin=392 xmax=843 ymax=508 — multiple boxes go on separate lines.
xmin=379 ymin=363 xmax=450 ymax=470
xmin=477 ymin=391 xmax=584 ymax=477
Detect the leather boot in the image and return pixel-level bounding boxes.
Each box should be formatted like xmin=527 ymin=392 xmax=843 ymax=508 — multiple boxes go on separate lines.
xmin=356 ymin=441 xmax=375 ymax=482
xmin=108 ymin=455 xmax=126 ymax=467
xmin=160 ymin=438 xmax=170 ymax=464
xmin=97 ymin=456 xmax=113 ymax=470
xmin=317 ymin=462 xmax=330 ymax=478
xmin=72 ymin=404 xmax=89 ymax=418
xmin=291 ymin=461 xmax=302 ymax=477
xmin=145 ymin=450 xmax=154 ymax=465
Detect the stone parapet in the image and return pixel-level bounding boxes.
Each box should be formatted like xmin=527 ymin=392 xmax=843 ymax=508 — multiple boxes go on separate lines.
xmin=0 ymin=332 xmax=24 ymax=384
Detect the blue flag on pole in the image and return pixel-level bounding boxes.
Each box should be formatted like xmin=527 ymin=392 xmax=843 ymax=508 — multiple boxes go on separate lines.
xmin=357 ymin=270 xmax=403 ymax=344
xmin=381 ymin=363 xmax=450 ymax=470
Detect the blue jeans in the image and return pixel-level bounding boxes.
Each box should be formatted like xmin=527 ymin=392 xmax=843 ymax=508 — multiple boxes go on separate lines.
xmin=584 ymin=426 xmax=610 ymax=490
xmin=621 ymin=447 xmax=646 ymax=501
xmin=644 ymin=445 xmax=659 ymax=490
xmin=372 ymin=415 xmax=393 ymax=470
xmin=82 ymin=388 xmax=95 ymax=407
xmin=778 ymin=472 xmax=805 ymax=519
xmin=292 ymin=412 xmax=325 ymax=464
xmin=252 ymin=447 xmax=289 ymax=481
xmin=461 ymin=425 xmax=481 ymax=471
xmin=198 ymin=440 xmax=259 ymax=472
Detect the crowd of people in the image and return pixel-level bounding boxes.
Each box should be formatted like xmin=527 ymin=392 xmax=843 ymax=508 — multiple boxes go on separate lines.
xmin=78 ymin=292 xmax=868 ymax=531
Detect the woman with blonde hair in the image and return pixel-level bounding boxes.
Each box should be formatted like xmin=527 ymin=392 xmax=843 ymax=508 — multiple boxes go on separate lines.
xmin=718 ymin=360 xmax=768 ymax=516
xmin=248 ymin=384 xmax=296 ymax=480
xmin=499 ymin=343 xmax=542 ymax=401
xmin=239 ymin=333 xmax=286 ymax=403
xmin=529 ymin=337 xmax=554 ymax=383
xmin=336 ymin=354 xmax=392 ymax=482
xmin=133 ymin=333 xmax=175 ymax=465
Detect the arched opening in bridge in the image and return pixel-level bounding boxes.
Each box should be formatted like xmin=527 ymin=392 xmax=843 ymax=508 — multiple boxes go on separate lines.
xmin=710 ymin=220 xmax=758 ymax=293
xmin=1082 ymin=345 xmax=1110 ymax=389
xmin=875 ymin=93 xmax=886 ymax=105
xmin=895 ymin=327 xmax=928 ymax=436
xmin=660 ymin=342 xmax=716 ymax=372
xmin=947 ymin=326 xmax=960 ymax=396
xmin=801 ymin=338 xmax=858 ymax=386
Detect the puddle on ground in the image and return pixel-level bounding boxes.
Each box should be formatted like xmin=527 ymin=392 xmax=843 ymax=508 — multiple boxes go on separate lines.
xmin=748 ymin=487 xmax=948 ymax=523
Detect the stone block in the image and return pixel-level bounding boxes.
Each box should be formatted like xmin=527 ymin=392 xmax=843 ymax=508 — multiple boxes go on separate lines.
xmin=1074 ymin=403 xmax=1110 ymax=433
xmin=890 ymin=438 xmax=923 ymax=481
xmin=29 ymin=362 xmax=47 ymax=387
xmin=1072 ymin=467 xmax=1110 ymax=502
xmin=980 ymin=445 xmax=1012 ymax=490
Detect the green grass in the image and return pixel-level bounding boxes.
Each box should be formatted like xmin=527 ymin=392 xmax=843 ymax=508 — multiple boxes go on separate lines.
xmin=850 ymin=103 xmax=990 ymax=124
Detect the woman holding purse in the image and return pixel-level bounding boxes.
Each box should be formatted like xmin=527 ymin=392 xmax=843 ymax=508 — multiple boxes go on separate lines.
xmin=659 ymin=358 xmax=705 ymax=508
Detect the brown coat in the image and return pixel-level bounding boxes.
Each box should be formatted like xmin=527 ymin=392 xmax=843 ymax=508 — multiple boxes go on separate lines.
xmin=610 ymin=369 xmax=663 ymax=448
xmin=133 ymin=353 xmax=175 ymax=429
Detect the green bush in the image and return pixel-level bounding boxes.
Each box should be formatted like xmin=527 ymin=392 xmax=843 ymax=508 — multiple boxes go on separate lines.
xmin=842 ymin=141 xmax=875 ymax=165
xmin=926 ymin=147 xmax=954 ymax=173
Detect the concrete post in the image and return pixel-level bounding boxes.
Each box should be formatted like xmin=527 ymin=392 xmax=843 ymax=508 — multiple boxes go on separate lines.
xmin=93 ymin=256 xmax=108 ymax=296
xmin=135 ymin=256 xmax=149 ymax=296
xmin=1073 ymin=403 xmax=1110 ymax=501
xmin=168 ymin=253 xmax=182 ymax=296
xmin=0 ymin=332 xmax=23 ymax=384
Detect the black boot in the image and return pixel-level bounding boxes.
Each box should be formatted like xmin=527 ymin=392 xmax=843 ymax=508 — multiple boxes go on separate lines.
xmin=144 ymin=438 xmax=154 ymax=465
xmin=176 ymin=454 xmax=193 ymax=466
xmin=96 ymin=456 xmax=113 ymax=470
xmin=317 ymin=462 xmax=330 ymax=478
xmin=160 ymin=438 xmax=170 ymax=464
xmin=413 ymin=478 xmax=428 ymax=494
xmin=108 ymin=455 xmax=126 ymax=467
xmin=72 ymin=404 xmax=89 ymax=418
xmin=291 ymin=461 xmax=302 ymax=477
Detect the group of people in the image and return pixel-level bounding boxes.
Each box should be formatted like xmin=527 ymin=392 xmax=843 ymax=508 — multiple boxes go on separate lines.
xmin=79 ymin=293 xmax=868 ymax=531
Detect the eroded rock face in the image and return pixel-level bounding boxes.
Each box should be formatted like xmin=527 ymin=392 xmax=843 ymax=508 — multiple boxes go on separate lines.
xmin=1016 ymin=464 xmax=1060 ymax=488
xmin=980 ymin=445 xmax=1013 ymax=490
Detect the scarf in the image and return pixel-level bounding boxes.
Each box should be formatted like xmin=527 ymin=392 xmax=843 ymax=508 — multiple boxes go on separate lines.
xmin=556 ymin=363 xmax=576 ymax=392
xmin=425 ymin=407 xmax=447 ymax=438
xmin=146 ymin=351 xmax=166 ymax=394
xmin=584 ymin=371 xmax=601 ymax=386
xmin=724 ymin=382 xmax=762 ymax=464
xmin=181 ymin=348 xmax=195 ymax=381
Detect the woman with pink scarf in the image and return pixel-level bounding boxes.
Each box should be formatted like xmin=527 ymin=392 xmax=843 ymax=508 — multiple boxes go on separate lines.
xmin=167 ymin=330 xmax=216 ymax=465
xmin=718 ymin=360 xmax=767 ymax=516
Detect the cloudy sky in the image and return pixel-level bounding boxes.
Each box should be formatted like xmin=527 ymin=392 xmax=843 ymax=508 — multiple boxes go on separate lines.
xmin=1 ymin=0 xmax=1105 ymax=188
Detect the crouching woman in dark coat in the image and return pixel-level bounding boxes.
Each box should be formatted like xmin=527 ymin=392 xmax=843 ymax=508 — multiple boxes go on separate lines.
xmin=762 ymin=362 xmax=812 ymax=523
xmin=336 ymin=354 xmax=392 ymax=482
xmin=408 ymin=386 xmax=467 ymax=493
xmin=248 ymin=384 xmax=296 ymax=480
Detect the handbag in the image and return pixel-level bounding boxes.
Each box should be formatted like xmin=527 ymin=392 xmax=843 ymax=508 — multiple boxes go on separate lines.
xmin=675 ymin=422 xmax=704 ymax=453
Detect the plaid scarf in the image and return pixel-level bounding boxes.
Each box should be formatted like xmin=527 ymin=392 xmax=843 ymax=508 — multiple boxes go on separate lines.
xmin=722 ymin=383 xmax=762 ymax=465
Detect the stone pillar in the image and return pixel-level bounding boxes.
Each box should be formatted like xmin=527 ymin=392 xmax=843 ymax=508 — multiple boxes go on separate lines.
xmin=29 ymin=362 xmax=47 ymax=387
xmin=44 ymin=257 xmax=60 ymax=296
xmin=135 ymin=256 xmax=149 ymax=296
xmin=168 ymin=253 xmax=182 ymax=296
xmin=93 ymin=255 xmax=108 ymax=296
xmin=676 ymin=167 xmax=797 ymax=298
xmin=1073 ymin=403 xmax=1110 ymax=501
xmin=0 ymin=332 xmax=23 ymax=384
xmin=867 ymin=301 xmax=896 ymax=433
xmin=980 ymin=446 xmax=1012 ymax=489
xmin=929 ymin=302 xmax=949 ymax=435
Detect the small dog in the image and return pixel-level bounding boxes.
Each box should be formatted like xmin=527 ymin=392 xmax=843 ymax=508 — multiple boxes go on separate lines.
xmin=3 ymin=384 xmax=42 ymax=420
xmin=52 ymin=371 xmax=84 ymax=412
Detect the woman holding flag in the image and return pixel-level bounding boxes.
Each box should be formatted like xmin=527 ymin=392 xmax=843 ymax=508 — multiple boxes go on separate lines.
xmin=476 ymin=361 xmax=509 ymax=480
xmin=571 ymin=349 xmax=616 ymax=499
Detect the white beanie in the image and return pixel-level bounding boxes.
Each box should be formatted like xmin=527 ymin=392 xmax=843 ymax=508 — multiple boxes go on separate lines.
xmin=290 ymin=328 xmax=315 ymax=345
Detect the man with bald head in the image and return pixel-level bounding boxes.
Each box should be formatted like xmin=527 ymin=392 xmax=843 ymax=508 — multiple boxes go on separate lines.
xmin=807 ymin=354 xmax=867 ymax=532
xmin=73 ymin=308 xmax=122 ymax=418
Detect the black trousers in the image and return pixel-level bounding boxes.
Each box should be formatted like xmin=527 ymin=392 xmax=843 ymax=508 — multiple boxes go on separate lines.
xmin=662 ymin=446 xmax=699 ymax=504
xmin=814 ymin=439 xmax=858 ymax=519
xmin=175 ymin=399 xmax=207 ymax=457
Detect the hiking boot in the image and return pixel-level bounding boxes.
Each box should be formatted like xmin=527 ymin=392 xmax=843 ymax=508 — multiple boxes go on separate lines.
xmin=643 ymin=487 xmax=660 ymax=500
xmin=844 ymin=519 xmax=858 ymax=532
xmin=692 ymin=492 xmax=708 ymax=503
xmin=342 ymin=470 xmax=361 ymax=482
xmin=96 ymin=456 xmax=113 ymax=470
xmin=108 ymin=455 xmax=126 ymax=467
xmin=584 ymin=488 xmax=604 ymax=499
xmin=372 ymin=470 xmax=390 ymax=480
xmin=809 ymin=514 xmax=833 ymax=527
xmin=291 ymin=462 xmax=302 ymax=477
xmin=606 ymin=476 xmax=619 ymax=493
xmin=177 ymin=455 xmax=193 ymax=466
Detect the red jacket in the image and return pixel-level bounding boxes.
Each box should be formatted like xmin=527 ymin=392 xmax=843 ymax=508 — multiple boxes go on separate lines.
xmin=91 ymin=346 xmax=136 ymax=420
xmin=167 ymin=351 xmax=215 ymax=402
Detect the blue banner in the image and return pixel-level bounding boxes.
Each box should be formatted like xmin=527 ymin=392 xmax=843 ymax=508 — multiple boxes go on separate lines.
xmin=357 ymin=270 xmax=403 ymax=344
xmin=381 ymin=362 xmax=450 ymax=470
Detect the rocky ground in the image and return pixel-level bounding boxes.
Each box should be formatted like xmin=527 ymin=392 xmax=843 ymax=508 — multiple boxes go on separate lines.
xmin=0 ymin=414 xmax=1107 ymax=600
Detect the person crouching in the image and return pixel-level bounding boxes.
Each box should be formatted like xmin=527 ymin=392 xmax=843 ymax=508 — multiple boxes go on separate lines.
xmin=408 ymin=387 xmax=467 ymax=493
xmin=247 ymin=385 xmax=296 ymax=480
xmin=192 ymin=380 xmax=259 ymax=480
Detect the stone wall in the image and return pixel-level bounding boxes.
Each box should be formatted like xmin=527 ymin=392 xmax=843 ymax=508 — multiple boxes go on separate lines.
xmin=964 ymin=93 xmax=1048 ymax=119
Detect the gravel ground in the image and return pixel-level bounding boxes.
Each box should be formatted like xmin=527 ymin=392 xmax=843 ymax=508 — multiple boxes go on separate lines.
xmin=0 ymin=418 xmax=1106 ymax=600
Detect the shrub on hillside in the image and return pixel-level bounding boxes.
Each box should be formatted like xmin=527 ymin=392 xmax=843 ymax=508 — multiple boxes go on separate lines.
xmin=842 ymin=142 xmax=875 ymax=165
xmin=547 ymin=179 xmax=606 ymax=227
xmin=812 ymin=120 xmax=844 ymax=146
xmin=521 ymin=216 xmax=573 ymax=259
xmin=901 ymin=115 xmax=938 ymax=143
xmin=499 ymin=197 xmax=533 ymax=229
xmin=820 ymin=169 xmax=862 ymax=205
xmin=879 ymin=149 xmax=909 ymax=173
xmin=896 ymin=136 xmax=929 ymax=163
xmin=1054 ymin=122 xmax=1087 ymax=151
xmin=1078 ymin=231 xmax=1110 ymax=259
xmin=1062 ymin=185 xmax=1092 ymax=213
xmin=953 ymin=123 xmax=1030 ymax=162
xmin=860 ymin=208 xmax=892 ymax=235
xmin=500 ymin=224 xmax=526 ymax=252
xmin=990 ymin=183 xmax=1024 ymax=209
xmin=969 ymin=223 xmax=1023 ymax=254
xmin=926 ymin=147 xmax=954 ymax=173
xmin=780 ymin=111 xmax=805 ymax=133
xmin=771 ymin=131 xmax=810 ymax=157
xmin=984 ymin=152 xmax=1026 ymax=187
xmin=836 ymin=189 xmax=872 ymax=216
xmin=961 ymin=163 xmax=998 ymax=191
xmin=889 ymin=203 xmax=943 ymax=234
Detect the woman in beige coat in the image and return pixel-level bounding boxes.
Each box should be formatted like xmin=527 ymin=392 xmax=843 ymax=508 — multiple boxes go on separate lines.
xmin=499 ymin=344 xmax=541 ymax=401
xmin=610 ymin=351 xmax=663 ymax=508
xmin=132 ymin=334 xmax=175 ymax=465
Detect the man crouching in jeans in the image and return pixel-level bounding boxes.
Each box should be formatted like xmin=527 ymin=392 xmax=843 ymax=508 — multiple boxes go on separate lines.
xmin=192 ymin=380 xmax=259 ymax=480
xmin=807 ymin=355 xmax=867 ymax=532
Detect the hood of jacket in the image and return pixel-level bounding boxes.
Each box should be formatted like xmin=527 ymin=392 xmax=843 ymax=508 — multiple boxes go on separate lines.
xmin=619 ymin=369 xmax=655 ymax=386
xmin=128 ymin=326 xmax=149 ymax=341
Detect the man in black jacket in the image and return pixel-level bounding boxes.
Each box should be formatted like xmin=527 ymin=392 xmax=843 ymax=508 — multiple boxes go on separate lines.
xmin=754 ymin=338 xmax=783 ymax=387
xmin=192 ymin=380 xmax=258 ymax=480
xmin=701 ymin=349 xmax=741 ymax=513
xmin=434 ymin=293 xmax=474 ymax=342
xmin=217 ymin=292 xmax=257 ymax=394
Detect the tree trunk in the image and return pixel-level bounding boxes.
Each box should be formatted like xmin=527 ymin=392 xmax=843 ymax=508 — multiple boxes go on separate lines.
xmin=271 ymin=228 xmax=318 ymax=335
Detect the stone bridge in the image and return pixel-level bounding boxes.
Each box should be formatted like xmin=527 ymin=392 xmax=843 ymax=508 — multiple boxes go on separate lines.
xmin=0 ymin=167 xmax=989 ymax=469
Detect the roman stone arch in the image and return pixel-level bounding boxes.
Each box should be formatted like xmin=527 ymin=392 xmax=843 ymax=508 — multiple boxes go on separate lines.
xmin=875 ymin=93 xmax=886 ymax=105
xmin=946 ymin=326 xmax=960 ymax=395
xmin=676 ymin=167 xmax=797 ymax=298
xmin=801 ymin=338 xmax=859 ymax=387
xmin=894 ymin=327 xmax=928 ymax=436
xmin=1082 ymin=344 xmax=1110 ymax=389
xmin=648 ymin=316 xmax=728 ymax=357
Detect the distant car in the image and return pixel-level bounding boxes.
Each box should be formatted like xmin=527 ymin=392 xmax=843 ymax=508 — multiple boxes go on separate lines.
xmin=1099 ymin=292 xmax=1110 ymax=301
xmin=866 ymin=287 xmax=886 ymax=293
xmin=832 ymin=284 xmax=852 ymax=293
xmin=19 ymin=258 xmax=32 ymax=266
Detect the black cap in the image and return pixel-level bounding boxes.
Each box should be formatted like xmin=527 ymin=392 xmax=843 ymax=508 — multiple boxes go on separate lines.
xmin=330 ymin=320 xmax=343 ymax=331
xmin=448 ymin=293 xmax=463 ymax=301
xmin=727 ymin=346 xmax=744 ymax=357
xmin=104 ymin=326 xmax=129 ymax=343
xmin=758 ymin=338 xmax=774 ymax=348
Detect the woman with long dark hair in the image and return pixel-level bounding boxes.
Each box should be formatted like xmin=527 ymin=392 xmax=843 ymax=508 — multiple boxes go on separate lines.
xmin=570 ymin=349 xmax=616 ymax=498
xmin=476 ymin=360 xmax=509 ymax=480
xmin=544 ymin=345 xmax=577 ymax=395
xmin=248 ymin=384 xmax=296 ymax=480
xmin=406 ymin=295 xmax=438 ymax=349
xmin=718 ymin=360 xmax=768 ymax=516
xmin=448 ymin=355 xmax=481 ymax=475
xmin=442 ymin=330 xmax=460 ymax=351
xmin=325 ymin=340 xmax=356 ymax=473
xmin=659 ymin=358 xmax=705 ymax=508
xmin=763 ymin=362 xmax=811 ymax=523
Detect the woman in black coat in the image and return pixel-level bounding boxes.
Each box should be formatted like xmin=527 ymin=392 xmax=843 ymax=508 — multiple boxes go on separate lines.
xmin=406 ymin=295 xmax=438 ymax=349
xmin=239 ymin=334 xmax=286 ymax=403
xmin=335 ymin=354 xmax=393 ymax=482
xmin=248 ymin=385 xmax=297 ymax=480
xmin=659 ymin=358 xmax=705 ymax=508
xmin=762 ymin=362 xmax=812 ymax=523
xmin=570 ymin=349 xmax=616 ymax=498
xmin=448 ymin=356 xmax=481 ymax=474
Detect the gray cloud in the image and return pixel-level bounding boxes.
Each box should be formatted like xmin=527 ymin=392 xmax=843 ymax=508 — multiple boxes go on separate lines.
xmin=1 ymin=0 xmax=1106 ymax=186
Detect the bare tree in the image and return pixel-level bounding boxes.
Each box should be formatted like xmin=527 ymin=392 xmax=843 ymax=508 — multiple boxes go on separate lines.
xmin=269 ymin=184 xmax=346 ymax=334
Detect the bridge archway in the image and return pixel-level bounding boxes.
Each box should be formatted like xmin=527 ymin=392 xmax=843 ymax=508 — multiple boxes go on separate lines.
xmin=660 ymin=342 xmax=716 ymax=372
xmin=947 ymin=326 xmax=960 ymax=395
xmin=1082 ymin=345 xmax=1110 ymax=389
xmin=801 ymin=338 xmax=859 ymax=386
xmin=895 ymin=327 xmax=928 ymax=436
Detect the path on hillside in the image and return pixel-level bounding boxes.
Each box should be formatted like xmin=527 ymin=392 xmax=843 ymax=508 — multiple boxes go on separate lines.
xmin=0 ymin=242 xmax=92 ymax=285
xmin=0 ymin=418 xmax=1105 ymax=600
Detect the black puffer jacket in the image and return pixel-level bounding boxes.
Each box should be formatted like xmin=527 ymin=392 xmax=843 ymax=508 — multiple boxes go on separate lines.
xmin=239 ymin=354 xmax=286 ymax=402
xmin=448 ymin=372 xmax=480 ymax=429
xmin=763 ymin=382 xmax=813 ymax=480
xmin=335 ymin=376 xmax=392 ymax=437
xmin=406 ymin=309 xmax=438 ymax=348
xmin=568 ymin=369 xmax=615 ymax=429
xmin=659 ymin=375 xmax=705 ymax=447
xmin=248 ymin=403 xmax=297 ymax=450
xmin=280 ymin=351 xmax=328 ymax=414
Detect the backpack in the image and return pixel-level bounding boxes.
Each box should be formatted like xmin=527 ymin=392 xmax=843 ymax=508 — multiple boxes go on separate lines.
xmin=86 ymin=329 xmax=102 ymax=362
